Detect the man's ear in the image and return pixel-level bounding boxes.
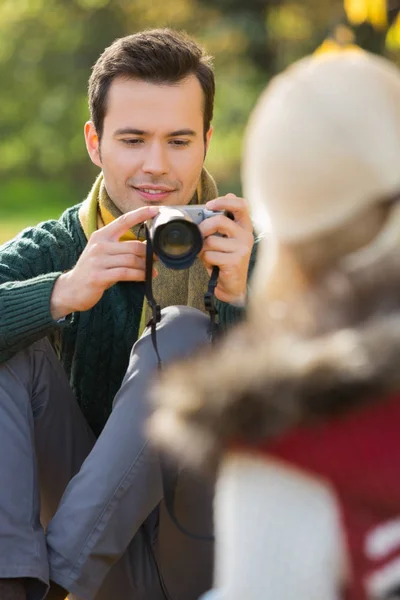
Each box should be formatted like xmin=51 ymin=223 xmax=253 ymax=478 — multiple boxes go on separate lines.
xmin=204 ymin=126 xmax=213 ymax=157
xmin=84 ymin=121 xmax=102 ymax=168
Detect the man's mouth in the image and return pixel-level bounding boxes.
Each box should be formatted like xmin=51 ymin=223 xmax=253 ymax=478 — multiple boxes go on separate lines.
xmin=133 ymin=186 xmax=176 ymax=202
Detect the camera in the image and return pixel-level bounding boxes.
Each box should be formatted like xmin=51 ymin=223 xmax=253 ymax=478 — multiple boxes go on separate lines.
xmin=148 ymin=205 xmax=232 ymax=270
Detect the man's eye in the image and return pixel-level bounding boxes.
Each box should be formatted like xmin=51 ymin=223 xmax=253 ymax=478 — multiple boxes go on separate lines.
xmin=170 ymin=140 xmax=190 ymax=147
xmin=122 ymin=139 xmax=143 ymax=145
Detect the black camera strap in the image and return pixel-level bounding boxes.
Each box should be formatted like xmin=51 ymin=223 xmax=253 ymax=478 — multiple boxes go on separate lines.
xmin=144 ymin=225 xmax=162 ymax=370
xmin=141 ymin=223 xmax=216 ymax=543
xmin=204 ymin=265 xmax=220 ymax=342
xmin=143 ymin=225 xmax=221 ymax=368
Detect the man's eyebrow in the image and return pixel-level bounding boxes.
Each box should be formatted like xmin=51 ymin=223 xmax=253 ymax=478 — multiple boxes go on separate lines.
xmin=169 ymin=129 xmax=197 ymax=137
xmin=113 ymin=128 xmax=197 ymax=137
xmin=114 ymin=128 xmax=147 ymax=136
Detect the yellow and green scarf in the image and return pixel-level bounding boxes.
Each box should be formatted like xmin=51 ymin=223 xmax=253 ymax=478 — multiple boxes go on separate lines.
xmin=79 ymin=169 xmax=218 ymax=335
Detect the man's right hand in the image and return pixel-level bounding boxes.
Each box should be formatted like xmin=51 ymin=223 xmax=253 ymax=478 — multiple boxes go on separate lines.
xmin=50 ymin=205 xmax=159 ymax=320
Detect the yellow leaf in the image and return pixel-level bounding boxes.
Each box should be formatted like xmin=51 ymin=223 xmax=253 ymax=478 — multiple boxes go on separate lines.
xmin=367 ymin=0 xmax=387 ymax=29
xmin=344 ymin=0 xmax=387 ymax=29
xmin=314 ymin=38 xmax=359 ymax=56
xmin=386 ymin=12 xmax=400 ymax=48
xmin=344 ymin=0 xmax=368 ymax=25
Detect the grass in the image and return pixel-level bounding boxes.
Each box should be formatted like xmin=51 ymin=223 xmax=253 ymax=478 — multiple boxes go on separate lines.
xmin=0 ymin=178 xmax=79 ymax=245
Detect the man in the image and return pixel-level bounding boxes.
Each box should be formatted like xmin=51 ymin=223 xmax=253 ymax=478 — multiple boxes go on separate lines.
xmin=0 ymin=29 xmax=254 ymax=600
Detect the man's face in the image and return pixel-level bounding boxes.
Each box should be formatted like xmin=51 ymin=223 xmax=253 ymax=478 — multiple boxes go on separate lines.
xmin=85 ymin=74 xmax=213 ymax=212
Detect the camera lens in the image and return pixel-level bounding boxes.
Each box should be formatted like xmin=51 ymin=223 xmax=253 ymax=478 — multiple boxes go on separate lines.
xmin=158 ymin=222 xmax=198 ymax=258
xmin=150 ymin=212 xmax=203 ymax=269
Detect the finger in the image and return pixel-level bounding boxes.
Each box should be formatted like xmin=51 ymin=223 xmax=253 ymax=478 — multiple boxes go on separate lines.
xmin=100 ymin=266 xmax=157 ymax=285
xmin=199 ymin=214 xmax=250 ymax=239
xmin=206 ymin=194 xmax=253 ymax=232
xmin=106 ymin=240 xmax=147 ymax=258
xmin=95 ymin=206 xmax=159 ymax=242
xmin=201 ymin=235 xmax=237 ymax=253
xmin=102 ymin=253 xmax=146 ymax=271
xmin=200 ymin=250 xmax=239 ymax=268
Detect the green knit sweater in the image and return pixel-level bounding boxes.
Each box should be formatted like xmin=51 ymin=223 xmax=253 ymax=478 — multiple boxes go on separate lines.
xmin=0 ymin=204 xmax=251 ymax=436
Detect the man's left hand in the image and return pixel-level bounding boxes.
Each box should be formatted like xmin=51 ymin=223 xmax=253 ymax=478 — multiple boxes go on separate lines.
xmin=198 ymin=193 xmax=254 ymax=305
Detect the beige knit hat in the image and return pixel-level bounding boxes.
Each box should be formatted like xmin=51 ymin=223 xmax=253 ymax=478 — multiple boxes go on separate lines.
xmin=242 ymin=49 xmax=400 ymax=243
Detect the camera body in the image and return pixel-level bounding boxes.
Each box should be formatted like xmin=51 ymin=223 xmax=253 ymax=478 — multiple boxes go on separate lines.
xmin=173 ymin=205 xmax=227 ymax=225
xmin=148 ymin=205 xmax=231 ymax=270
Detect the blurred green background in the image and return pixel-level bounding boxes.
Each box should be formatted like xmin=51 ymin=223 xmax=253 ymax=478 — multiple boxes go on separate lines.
xmin=1 ymin=0 xmax=400 ymax=243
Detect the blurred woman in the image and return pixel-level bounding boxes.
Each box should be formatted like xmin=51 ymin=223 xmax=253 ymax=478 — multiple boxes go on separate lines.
xmin=150 ymin=49 xmax=400 ymax=599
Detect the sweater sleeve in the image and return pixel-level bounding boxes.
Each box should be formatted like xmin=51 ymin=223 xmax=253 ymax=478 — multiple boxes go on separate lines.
xmin=212 ymin=453 xmax=345 ymax=600
xmin=217 ymin=235 xmax=258 ymax=330
xmin=0 ymin=221 xmax=77 ymax=362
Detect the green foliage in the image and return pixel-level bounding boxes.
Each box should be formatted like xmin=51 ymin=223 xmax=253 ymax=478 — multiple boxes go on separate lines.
xmin=0 ymin=178 xmax=75 ymax=219
xmin=1 ymin=0 xmax=399 ymax=231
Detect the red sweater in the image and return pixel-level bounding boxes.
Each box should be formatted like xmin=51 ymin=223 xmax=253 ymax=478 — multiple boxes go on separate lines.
xmin=253 ymin=394 xmax=400 ymax=599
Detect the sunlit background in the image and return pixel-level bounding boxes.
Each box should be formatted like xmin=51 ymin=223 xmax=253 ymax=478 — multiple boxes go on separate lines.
xmin=1 ymin=0 xmax=400 ymax=243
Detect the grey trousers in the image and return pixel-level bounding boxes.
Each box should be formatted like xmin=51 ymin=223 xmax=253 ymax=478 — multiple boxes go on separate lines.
xmin=0 ymin=306 xmax=214 ymax=600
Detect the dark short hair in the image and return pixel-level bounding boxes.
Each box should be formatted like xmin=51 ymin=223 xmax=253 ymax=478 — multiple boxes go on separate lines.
xmin=88 ymin=28 xmax=215 ymax=140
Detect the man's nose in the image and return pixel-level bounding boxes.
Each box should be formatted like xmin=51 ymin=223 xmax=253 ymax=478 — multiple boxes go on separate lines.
xmin=142 ymin=142 xmax=169 ymax=176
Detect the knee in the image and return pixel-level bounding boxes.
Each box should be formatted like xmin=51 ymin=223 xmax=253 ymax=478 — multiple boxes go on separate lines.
xmin=158 ymin=305 xmax=210 ymax=338
xmin=0 ymin=338 xmax=52 ymax=387
xmin=0 ymin=339 xmax=66 ymax=416
xmin=130 ymin=306 xmax=211 ymax=371
xmin=148 ymin=305 xmax=210 ymax=353
xmin=2 ymin=338 xmax=55 ymax=367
